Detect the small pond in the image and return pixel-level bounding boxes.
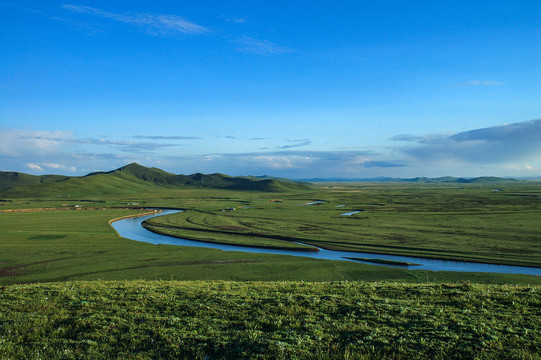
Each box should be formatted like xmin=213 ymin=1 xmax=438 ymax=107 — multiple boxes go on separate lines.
xmin=340 ymin=210 xmax=362 ymax=216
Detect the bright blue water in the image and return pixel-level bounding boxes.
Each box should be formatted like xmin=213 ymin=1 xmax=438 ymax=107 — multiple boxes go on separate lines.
xmin=340 ymin=211 xmax=362 ymax=216
xmin=111 ymin=209 xmax=541 ymax=276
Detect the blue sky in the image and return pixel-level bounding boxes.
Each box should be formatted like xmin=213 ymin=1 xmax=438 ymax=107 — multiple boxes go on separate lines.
xmin=1 ymin=0 xmax=540 ymax=178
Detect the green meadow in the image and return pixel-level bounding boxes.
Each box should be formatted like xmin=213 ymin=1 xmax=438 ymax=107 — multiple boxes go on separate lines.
xmin=1 ymin=164 xmax=540 ymax=358
xmin=4 ymin=205 xmax=538 ymax=286
xmin=1 ymin=281 xmax=539 ymax=359
xmin=144 ymin=181 xmax=541 ymax=267
xmin=1 ymin=179 xmax=541 ymax=284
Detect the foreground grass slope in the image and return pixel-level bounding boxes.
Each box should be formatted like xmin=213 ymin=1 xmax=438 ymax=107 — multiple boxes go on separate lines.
xmin=1 ymin=280 xmax=539 ymax=359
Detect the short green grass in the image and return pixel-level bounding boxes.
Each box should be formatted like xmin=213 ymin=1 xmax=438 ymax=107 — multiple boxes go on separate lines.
xmin=142 ymin=182 xmax=541 ymax=267
xmin=1 ymin=181 xmax=540 ymax=359
xmin=1 ymin=207 xmax=540 ymax=285
xmin=1 ymin=280 xmax=539 ymax=359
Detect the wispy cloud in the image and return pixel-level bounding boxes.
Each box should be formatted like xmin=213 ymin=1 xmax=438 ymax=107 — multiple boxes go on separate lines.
xmin=62 ymin=4 xmax=209 ymax=35
xmin=236 ymin=36 xmax=291 ymax=55
xmin=58 ymin=137 xmax=181 ymax=153
xmin=223 ymin=136 xmax=269 ymax=141
xmin=362 ymin=160 xmax=405 ymax=168
xmin=134 ymin=135 xmax=201 ymax=140
xmin=4 ymin=131 xmax=181 ymax=155
xmin=51 ymin=16 xmax=105 ymax=35
xmin=278 ymin=139 xmax=311 ymax=150
xmin=160 ymin=149 xmax=382 ymax=177
xmin=0 ymin=129 xmax=73 ymax=157
xmin=0 ymin=0 xmax=44 ymax=14
xmin=455 ymin=80 xmax=507 ymax=87
xmin=389 ymin=132 xmax=454 ymax=144
xmin=222 ymin=15 xmax=247 ymax=24
xmin=260 ymin=139 xmax=312 ymax=150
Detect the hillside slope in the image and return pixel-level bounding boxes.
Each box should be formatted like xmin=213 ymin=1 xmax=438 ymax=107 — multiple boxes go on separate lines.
xmin=0 ymin=163 xmax=310 ymax=197
xmin=0 ymin=172 xmax=69 ymax=191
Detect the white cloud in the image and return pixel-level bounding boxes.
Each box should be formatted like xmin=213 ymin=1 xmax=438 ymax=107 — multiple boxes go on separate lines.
xmin=253 ymin=156 xmax=295 ymax=169
xmin=394 ymin=119 xmax=541 ymax=165
xmin=27 ymin=163 xmax=44 ymax=171
xmin=23 ymin=163 xmax=77 ymax=173
xmin=159 ymin=149 xmax=387 ymax=177
xmin=41 ymin=163 xmax=77 ymax=172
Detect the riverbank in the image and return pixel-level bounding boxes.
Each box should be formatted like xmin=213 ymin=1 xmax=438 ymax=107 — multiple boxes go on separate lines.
xmin=0 ymin=207 xmax=539 ymax=285
xmin=142 ymin=222 xmax=320 ymax=252
xmin=113 ymin=210 xmax=541 ymax=276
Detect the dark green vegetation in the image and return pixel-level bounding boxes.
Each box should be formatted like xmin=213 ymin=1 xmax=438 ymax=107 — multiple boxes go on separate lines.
xmin=0 ymin=163 xmax=309 ymax=198
xmin=1 ymin=281 xmax=539 ymax=359
xmin=345 ymin=258 xmax=420 ymax=267
xmin=0 ymin=171 xmax=69 ymax=190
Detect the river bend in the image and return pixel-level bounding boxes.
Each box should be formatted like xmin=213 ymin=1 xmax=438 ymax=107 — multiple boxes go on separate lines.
xmin=111 ymin=209 xmax=541 ymax=276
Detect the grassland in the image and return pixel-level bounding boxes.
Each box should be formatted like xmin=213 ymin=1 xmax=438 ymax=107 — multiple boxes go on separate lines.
xmin=1 ymin=280 xmax=539 ymax=359
xmin=143 ymin=181 xmax=541 ymax=267
xmin=1 ymin=178 xmax=540 ymax=284
xmin=1 ymin=168 xmax=540 ymax=359
xmin=4 ymin=206 xmax=539 ymax=285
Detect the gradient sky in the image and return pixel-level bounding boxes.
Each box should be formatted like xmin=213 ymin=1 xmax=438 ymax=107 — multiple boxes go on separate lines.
xmin=1 ymin=0 xmax=540 ymax=178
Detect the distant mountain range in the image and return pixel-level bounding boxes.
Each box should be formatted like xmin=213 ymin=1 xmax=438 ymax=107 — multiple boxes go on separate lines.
xmin=0 ymin=163 xmax=526 ymax=198
xmin=298 ymin=176 xmax=519 ymax=183
xmin=0 ymin=163 xmax=310 ymax=197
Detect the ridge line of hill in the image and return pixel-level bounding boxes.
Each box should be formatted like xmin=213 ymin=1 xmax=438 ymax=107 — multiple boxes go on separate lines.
xmin=0 ymin=163 xmax=310 ymax=196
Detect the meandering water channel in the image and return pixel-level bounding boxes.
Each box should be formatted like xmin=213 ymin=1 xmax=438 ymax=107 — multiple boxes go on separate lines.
xmin=111 ymin=209 xmax=541 ymax=276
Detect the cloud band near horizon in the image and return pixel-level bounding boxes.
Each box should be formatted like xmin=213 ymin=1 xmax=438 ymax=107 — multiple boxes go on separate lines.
xmin=1 ymin=119 xmax=540 ymax=178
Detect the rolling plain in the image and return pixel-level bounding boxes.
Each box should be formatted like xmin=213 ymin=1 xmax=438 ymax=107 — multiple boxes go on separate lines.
xmin=1 ymin=163 xmax=540 ymax=359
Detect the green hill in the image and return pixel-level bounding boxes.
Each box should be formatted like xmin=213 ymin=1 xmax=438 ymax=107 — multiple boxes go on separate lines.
xmin=0 ymin=171 xmax=69 ymax=191
xmin=0 ymin=163 xmax=310 ymax=197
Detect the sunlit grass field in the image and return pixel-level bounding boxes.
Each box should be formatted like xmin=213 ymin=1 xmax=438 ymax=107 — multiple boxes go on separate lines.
xmin=143 ymin=182 xmax=541 ymax=267
xmin=1 ymin=280 xmax=539 ymax=359
xmin=1 ymin=182 xmax=540 ymax=285
xmin=1 ymin=181 xmax=540 ymax=359
xmin=3 ymin=206 xmax=538 ymax=285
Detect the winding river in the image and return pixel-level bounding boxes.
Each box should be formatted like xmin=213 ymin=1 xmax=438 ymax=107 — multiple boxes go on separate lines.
xmin=111 ymin=209 xmax=541 ymax=276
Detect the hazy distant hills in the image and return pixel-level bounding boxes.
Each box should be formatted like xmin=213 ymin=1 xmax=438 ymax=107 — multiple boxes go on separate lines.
xmin=0 ymin=163 xmax=310 ymax=197
xmin=301 ymin=176 xmax=519 ymax=183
